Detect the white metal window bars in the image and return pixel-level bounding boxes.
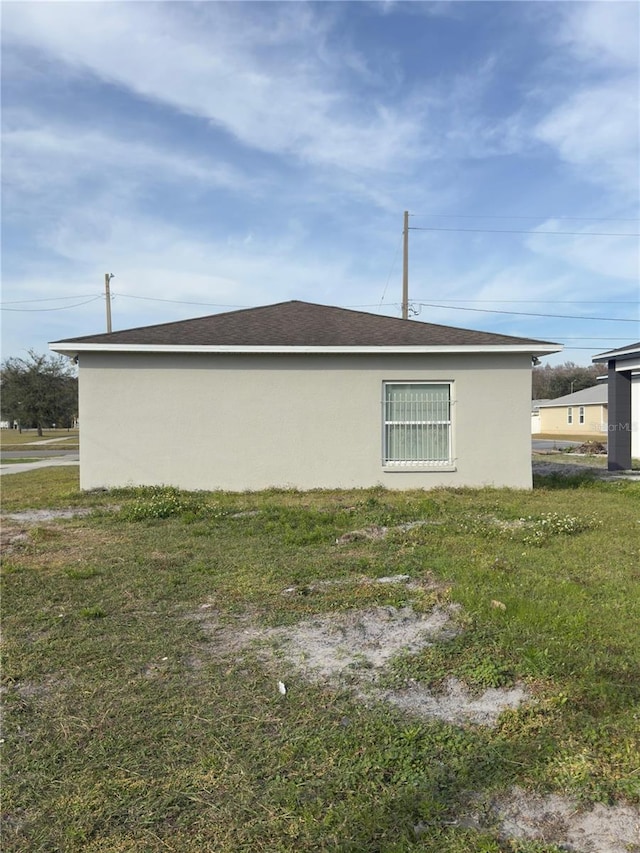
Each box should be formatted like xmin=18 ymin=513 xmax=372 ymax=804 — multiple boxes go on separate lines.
xmin=383 ymin=383 xmax=451 ymax=466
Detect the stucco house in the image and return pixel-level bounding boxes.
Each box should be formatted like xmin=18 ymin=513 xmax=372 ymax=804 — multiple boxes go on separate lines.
xmin=592 ymin=342 xmax=640 ymax=469
xmin=535 ymin=385 xmax=608 ymax=438
xmin=50 ymin=300 xmax=561 ymax=491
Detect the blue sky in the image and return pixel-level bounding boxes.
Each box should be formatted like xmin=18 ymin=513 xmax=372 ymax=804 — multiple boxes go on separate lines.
xmin=2 ymin=0 xmax=639 ymax=366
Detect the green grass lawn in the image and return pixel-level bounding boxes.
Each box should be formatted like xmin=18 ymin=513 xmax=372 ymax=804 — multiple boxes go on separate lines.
xmin=2 ymin=468 xmax=639 ymax=852
xmin=0 ymin=429 xmax=79 ymax=450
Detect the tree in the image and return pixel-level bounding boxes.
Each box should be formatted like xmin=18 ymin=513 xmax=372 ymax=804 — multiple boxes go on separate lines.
xmin=0 ymin=350 xmax=78 ymax=435
xmin=532 ymin=361 xmax=605 ymax=401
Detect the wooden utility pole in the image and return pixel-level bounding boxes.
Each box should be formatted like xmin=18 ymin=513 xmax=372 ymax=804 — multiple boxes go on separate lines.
xmin=402 ymin=210 xmax=409 ymax=319
xmin=104 ymin=273 xmax=113 ymax=333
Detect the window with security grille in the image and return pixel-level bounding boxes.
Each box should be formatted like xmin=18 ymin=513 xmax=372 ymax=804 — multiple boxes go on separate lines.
xmin=383 ymin=383 xmax=452 ymax=465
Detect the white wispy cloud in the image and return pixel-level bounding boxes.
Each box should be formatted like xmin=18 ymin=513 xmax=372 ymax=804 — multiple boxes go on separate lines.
xmin=534 ymin=80 xmax=639 ymax=196
xmin=556 ymin=1 xmax=639 ymax=69
xmin=526 ymin=221 xmax=639 ymax=284
xmin=532 ymin=3 xmax=639 ymax=197
xmin=2 ymin=2 xmax=425 ymax=174
xmin=2 ymin=121 xmax=260 ymax=199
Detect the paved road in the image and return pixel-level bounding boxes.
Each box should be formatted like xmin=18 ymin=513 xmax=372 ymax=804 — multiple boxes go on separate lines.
xmin=12 ymin=436 xmax=76 ymax=446
xmin=1 ymin=449 xmax=79 ymax=459
xmin=532 ymin=439 xmax=586 ymax=451
xmin=0 ymin=455 xmax=79 ymax=476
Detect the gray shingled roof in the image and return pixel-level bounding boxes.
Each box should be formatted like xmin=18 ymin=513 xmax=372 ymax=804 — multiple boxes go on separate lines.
xmin=51 ymin=300 xmax=560 ymax=349
xmin=537 ymin=384 xmax=607 ymax=407
xmin=593 ymin=341 xmax=640 ymax=360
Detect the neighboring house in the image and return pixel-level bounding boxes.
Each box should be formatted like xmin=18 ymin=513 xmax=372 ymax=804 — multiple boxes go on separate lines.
xmin=593 ymin=342 xmax=640 ymax=469
xmin=50 ymin=301 xmax=561 ymax=491
xmin=535 ymin=385 xmax=608 ymax=437
xmin=531 ymin=400 xmax=551 ymax=434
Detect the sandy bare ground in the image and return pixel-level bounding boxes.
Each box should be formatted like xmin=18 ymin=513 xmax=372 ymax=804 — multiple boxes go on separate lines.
xmin=382 ymin=677 xmax=528 ymax=727
xmin=263 ymin=604 xmax=458 ymax=679
xmin=2 ymin=508 xmax=94 ymax=522
xmin=465 ymin=787 xmax=640 ymax=853
xmin=197 ymin=591 xmax=527 ymax=728
xmin=195 ymin=574 xmax=639 ymax=853
xmin=1 ymin=510 xmax=96 ymax=555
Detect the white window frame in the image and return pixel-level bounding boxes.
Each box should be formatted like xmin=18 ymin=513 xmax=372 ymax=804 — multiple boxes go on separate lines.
xmin=567 ymin=407 xmax=573 ymax=425
xmin=579 ymin=406 xmax=585 ymax=425
xmin=382 ymin=381 xmax=454 ymax=469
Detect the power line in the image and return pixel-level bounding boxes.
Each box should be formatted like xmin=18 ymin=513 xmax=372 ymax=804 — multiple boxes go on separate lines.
xmin=2 ymin=290 xmax=636 ymax=311
xmin=550 ymin=346 xmax=621 ymax=351
xmin=416 ymin=303 xmax=639 ymax=322
xmin=1 ymin=289 xmax=637 ymax=327
xmin=115 ymin=293 xmax=248 ymax=308
xmin=1 ymin=296 xmax=104 ymax=312
xmin=557 ymin=337 xmax=634 ymax=341
xmin=409 ymin=226 xmax=639 ymax=237
xmin=0 ymin=294 xmax=96 ymax=305
xmin=379 ymin=232 xmax=403 ymax=311
xmin=119 ymin=292 xmax=640 ymax=316
xmin=409 ymin=298 xmax=639 ymax=305
xmin=410 ymin=213 xmax=640 ymax=222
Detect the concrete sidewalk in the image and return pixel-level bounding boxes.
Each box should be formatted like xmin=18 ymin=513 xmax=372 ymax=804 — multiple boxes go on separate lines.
xmin=18 ymin=436 xmax=77 ymax=446
xmin=0 ymin=456 xmax=79 ymax=476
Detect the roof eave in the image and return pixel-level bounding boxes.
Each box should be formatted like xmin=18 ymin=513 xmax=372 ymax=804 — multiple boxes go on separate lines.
xmin=593 ymin=345 xmax=640 ymax=363
xmin=50 ymin=342 xmax=563 ymax=357
xmin=537 ymin=398 xmax=607 ymax=408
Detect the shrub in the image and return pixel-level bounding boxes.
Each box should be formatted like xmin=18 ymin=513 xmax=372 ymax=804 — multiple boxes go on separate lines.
xmin=119 ymin=486 xmax=211 ymax=521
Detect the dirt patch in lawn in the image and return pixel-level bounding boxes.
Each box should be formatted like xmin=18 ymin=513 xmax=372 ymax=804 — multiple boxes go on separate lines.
xmin=263 ymin=604 xmax=459 ymax=678
xmin=1 ymin=523 xmax=123 ymax=570
xmin=195 ymin=580 xmax=531 ymax=728
xmin=335 ymin=520 xmax=442 ymax=543
xmin=259 ymin=605 xmax=530 ymax=727
xmin=0 ymin=524 xmax=30 ymax=554
xmin=1 ymin=508 xmax=119 ymax=562
xmin=193 ymin=577 xmax=638 ymax=850
xmin=5 ymin=674 xmax=68 ymax=702
xmin=467 ymin=786 xmax=640 ymax=853
xmin=2 ymin=507 xmax=96 ymax=523
xmin=383 ymin=678 xmax=528 ymax=727
xmin=280 ymin=571 xmax=446 ymax=596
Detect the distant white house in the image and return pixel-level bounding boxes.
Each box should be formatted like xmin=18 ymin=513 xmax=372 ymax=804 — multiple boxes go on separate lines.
xmin=593 ymin=342 xmax=640 ymax=469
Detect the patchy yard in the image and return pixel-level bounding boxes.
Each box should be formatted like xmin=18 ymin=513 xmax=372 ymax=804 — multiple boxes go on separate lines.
xmin=1 ymin=469 xmax=639 ymax=852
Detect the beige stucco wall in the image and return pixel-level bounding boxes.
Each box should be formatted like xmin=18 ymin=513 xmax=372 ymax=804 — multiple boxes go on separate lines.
xmin=538 ymin=403 xmax=607 ymax=436
xmin=77 ymin=351 xmax=534 ymax=491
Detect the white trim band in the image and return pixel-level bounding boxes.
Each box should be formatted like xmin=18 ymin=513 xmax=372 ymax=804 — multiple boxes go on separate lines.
xmin=50 ymin=343 xmax=562 ymax=356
